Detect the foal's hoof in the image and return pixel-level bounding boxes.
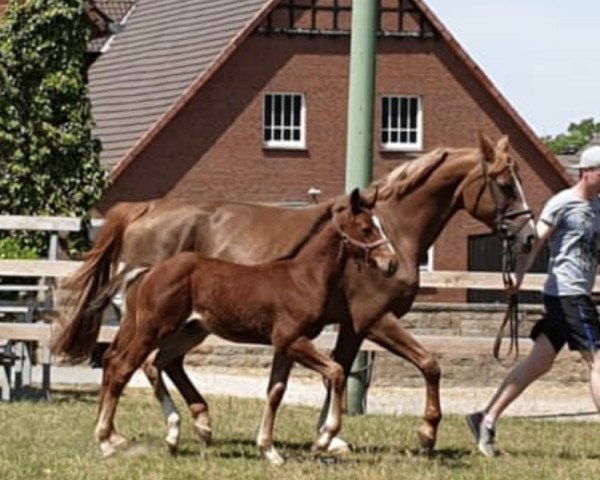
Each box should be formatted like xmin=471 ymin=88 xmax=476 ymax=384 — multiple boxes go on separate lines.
xmin=327 ymin=437 xmax=351 ymax=455
xmin=261 ymin=446 xmax=285 ymax=466
xmin=99 ymin=436 xmax=128 ymax=459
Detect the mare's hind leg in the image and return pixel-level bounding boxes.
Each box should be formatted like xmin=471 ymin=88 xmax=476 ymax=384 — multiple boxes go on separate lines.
xmin=318 ymin=322 xmax=364 ymax=454
xmin=142 ymin=350 xmax=182 ymax=454
xmin=256 ymin=352 xmax=294 ymax=465
xmin=286 ymin=337 xmax=346 ymax=455
xmin=366 ymin=313 xmax=441 ymax=450
xmin=149 ymin=320 xmax=212 ymax=450
xmin=95 ymin=334 xmax=156 ymax=457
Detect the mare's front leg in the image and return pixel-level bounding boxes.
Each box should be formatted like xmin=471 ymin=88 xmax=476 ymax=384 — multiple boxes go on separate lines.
xmin=366 ymin=312 xmax=441 ymax=450
xmin=287 ymin=337 xmax=346 ymax=455
xmin=256 ymin=352 xmax=294 ymax=465
xmin=142 ymin=350 xmax=183 ymax=454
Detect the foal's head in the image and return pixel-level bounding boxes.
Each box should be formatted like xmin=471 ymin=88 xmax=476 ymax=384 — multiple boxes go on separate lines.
xmin=333 ymin=188 xmax=397 ymax=276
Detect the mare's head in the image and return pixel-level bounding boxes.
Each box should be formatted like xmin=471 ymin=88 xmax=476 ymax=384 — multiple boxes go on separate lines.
xmin=333 ymin=188 xmax=398 ymax=276
xmin=459 ymin=134 xmax=536 ymax=254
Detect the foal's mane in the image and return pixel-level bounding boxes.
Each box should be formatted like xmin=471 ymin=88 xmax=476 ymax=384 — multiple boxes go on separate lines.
xmin=368 ymin=148 xmax=451 ymax=200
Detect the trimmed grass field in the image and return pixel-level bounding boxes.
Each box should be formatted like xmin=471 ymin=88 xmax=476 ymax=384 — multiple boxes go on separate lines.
xmin=1 ymin=389 xmax=599 ymax=479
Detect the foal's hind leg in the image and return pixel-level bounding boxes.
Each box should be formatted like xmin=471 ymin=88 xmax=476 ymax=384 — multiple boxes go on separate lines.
xmin=256 ymin=352 xmax=294 ymax=465
xmin=366 ymin=313 xmax=441 ymax=450
xmin=95 ymin=336 xmax=156 ymax=457
xmin=286 ymin=337 xmax=346 ymax=455
xmin=148 ymin=320 xmax=212 ymax=451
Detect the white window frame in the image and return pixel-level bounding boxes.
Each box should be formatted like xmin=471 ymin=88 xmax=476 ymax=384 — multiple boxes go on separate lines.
xmin=419 ymin=247 xmax=434 ymax=272
xmin=262 ymin=92 xmax=306 ymax=149
xmin=380 ymin=95 xmax=423 ymax=151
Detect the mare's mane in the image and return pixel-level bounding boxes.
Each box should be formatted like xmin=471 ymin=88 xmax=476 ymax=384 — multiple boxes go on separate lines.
xmin=369 ymin=148 xmax=453 ymax=200
xmin=273 ymin=203 xmax=335 ymax=262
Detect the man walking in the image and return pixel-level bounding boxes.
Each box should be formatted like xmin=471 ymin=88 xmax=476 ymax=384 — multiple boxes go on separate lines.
xmin=466 ymin=145 xmax=600 ymax=457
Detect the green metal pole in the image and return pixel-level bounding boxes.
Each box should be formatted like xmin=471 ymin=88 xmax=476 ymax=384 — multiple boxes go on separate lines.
xmin=344 ymin=0 xmax=378 ymax=416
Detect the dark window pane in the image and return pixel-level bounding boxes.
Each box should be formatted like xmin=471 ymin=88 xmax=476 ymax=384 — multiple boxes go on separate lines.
xmin=264 ymin=95 xmax=272 ymax=126
xmin=264 ymin=128 xmax=271 ymax=141
xmin=274 ymin=95 xmax=282 ymax=125
xmin=382 ymin=131 xmax=388 ymax=143
xmin=293 ymin=95 xmax=301 ymax=126
xmin=400 ymin=131 xmax=407 ymax=143
xmin=274 ymin=129 xmax=281 ymax=140
xmin=293 ymin=128 xmax=300 ymax=141
xmin=283 ymin=128 xmax=291 ymax=140
xmin=391 ymin=131 xmax=398 ymax=143
xmin=409 ymin=131 xmax=417 ymax=143
xmin=391 ymin=98 xmax=398 ymax=129
xmin=284 ymin=95 xmax=292 ymax=126
xmin=382 ymin=97 xmax=389 ymax=128
xmin=400 ymin=97 xmax=408 ymax=128
xmin=409 ymin=98 xmax=418 ymax=127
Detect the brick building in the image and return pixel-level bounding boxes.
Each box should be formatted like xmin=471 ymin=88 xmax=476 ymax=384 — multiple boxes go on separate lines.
xmin=4 ymin=0 xmax=575 ymax=301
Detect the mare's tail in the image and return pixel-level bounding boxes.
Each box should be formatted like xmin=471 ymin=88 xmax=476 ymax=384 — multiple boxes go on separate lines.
xmin=52 ymin=202 xmax=151 ymax=362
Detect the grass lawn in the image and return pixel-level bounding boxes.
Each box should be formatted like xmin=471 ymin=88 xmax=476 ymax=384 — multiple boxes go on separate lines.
xmin=0 ymin=389 xmax=598 ymax=480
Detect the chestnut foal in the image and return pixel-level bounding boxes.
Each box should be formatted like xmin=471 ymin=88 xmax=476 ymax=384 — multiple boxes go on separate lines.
xmin=94 ymin=189 xmax=397 ymax=462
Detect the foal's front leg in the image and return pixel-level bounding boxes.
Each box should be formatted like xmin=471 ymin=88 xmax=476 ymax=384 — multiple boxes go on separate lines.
xmin=256 ymin=352 xmax=294 ymax=465
xmin=287 ymin=337 xmax=346 ymax=454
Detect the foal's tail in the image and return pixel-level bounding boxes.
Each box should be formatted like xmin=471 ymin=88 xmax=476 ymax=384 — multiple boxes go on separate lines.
xmin=52 ymin=201 xmax=151 ymax=362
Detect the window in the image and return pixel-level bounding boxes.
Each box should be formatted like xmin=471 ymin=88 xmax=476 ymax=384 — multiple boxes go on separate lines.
xmin=380 ymin=95 xmax=422 ymax=151
xmin=263 ymin=93 xmax=306 ymax=149
xmin=419 ymin=247 xmax=434 ymax=271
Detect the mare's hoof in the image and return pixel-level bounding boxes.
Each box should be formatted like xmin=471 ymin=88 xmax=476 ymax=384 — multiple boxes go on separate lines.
xmin=165 ymin=414 xmax=181 ymax=455
xmin=195 ymin=425 xmax=213 ymax=446
xmin=417 ymin=426 xmax=436 ymax=451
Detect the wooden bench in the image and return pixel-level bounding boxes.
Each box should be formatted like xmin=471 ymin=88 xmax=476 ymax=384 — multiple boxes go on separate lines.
xmin=0 ymin=215 xmax=81 ymax=401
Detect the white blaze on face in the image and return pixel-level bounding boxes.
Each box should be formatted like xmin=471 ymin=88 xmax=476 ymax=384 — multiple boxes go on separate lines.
xmin=372 ymin=214 xmax=395 ymax=254
xmin=511 ymin=169 xmax=535 ymax=232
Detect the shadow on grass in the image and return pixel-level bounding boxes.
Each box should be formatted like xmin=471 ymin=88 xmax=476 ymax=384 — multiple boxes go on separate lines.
xmin=513 ymin=410 xmax=598 ymax=420
xmin=47 ymin=389 xmax=98 ymax=403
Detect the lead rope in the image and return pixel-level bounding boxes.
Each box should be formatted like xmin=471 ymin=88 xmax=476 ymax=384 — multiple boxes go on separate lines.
xmin=492 ymin=234 xmax=520 ymax=364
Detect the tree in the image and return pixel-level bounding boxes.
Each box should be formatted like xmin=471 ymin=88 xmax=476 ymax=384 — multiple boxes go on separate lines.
xmin=543 ymin=118 xmax=600 ymax=155
xmin=0 ymin=0 xmax=106 ymax=253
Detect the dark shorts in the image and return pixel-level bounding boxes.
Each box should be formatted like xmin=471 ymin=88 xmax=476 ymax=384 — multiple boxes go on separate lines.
xmin=530 ymin=295 xmax=600 ymax=353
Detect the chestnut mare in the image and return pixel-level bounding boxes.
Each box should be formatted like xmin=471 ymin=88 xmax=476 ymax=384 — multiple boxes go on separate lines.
xmin=94 ymin=189 xmax=396 ymax=461
xmin=54 ymin=135 xmax=536 ymax=454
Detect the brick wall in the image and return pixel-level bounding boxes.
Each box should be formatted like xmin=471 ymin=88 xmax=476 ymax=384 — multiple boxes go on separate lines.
xmin=98 ymin=32 xmax=565 ymax=302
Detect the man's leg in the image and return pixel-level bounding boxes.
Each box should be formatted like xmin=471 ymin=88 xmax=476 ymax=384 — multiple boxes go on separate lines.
xmin=467 ymin=333 xmax=557 ymax=457
xmin=580 ymin=349 xmax=600 ymax=411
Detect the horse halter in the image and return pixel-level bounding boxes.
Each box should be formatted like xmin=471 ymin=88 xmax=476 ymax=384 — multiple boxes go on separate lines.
xmin=478 ymin=156 xmax=534 ymax=243
xmin=331 ymin=210 xmax=392 ymax=264
xmin=478 ymin=156 xmax=534 ymax=363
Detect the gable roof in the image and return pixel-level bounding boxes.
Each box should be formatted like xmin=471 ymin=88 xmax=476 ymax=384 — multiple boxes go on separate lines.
xmin=90 ymin=0 xmax=572 ymax=186
xmin=89 ymin=0 xmax=275 ymax=171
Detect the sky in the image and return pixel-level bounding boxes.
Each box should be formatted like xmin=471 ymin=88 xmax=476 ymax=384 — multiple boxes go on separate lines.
xmin=425 ymin=0 xmax=599 ymax=137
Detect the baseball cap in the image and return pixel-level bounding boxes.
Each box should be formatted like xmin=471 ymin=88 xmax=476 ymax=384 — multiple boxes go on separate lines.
xmin=574 ymin=145 xmax=600 ymax=169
